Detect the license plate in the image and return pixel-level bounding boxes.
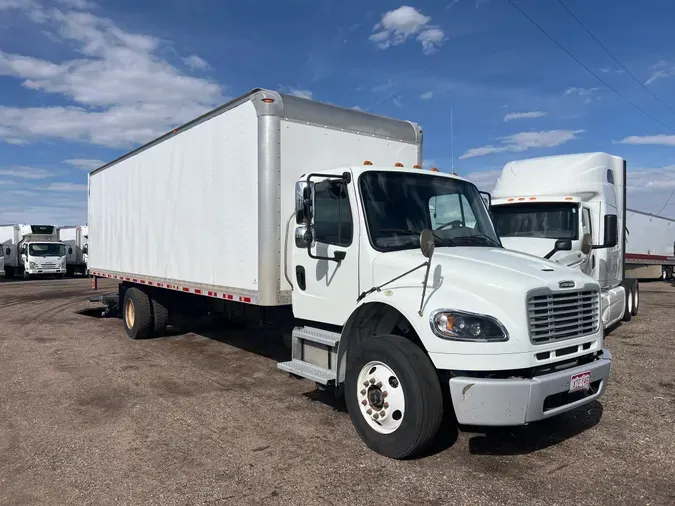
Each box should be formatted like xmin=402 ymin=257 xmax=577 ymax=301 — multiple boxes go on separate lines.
xmin=570 ymin=371 xmax=591 ymax=392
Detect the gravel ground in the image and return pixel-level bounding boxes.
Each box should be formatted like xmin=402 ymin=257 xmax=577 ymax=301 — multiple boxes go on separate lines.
xmin=0 ymin=277 xmax=673 ymax=506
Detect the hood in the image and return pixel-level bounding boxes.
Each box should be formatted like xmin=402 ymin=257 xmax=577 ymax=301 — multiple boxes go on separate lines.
xmin=373 ymin=246 xmax=595 ymax=294
xmin=499 ymin=237 xmax=556 ymax=258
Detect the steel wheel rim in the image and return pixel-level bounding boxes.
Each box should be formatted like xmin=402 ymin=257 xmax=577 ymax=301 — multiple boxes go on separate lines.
xmin=356 ymin=361 xmax=405 ymax=434
xmin=627 ymin=290 xmax=633 ymax=313
xmin=125 ymin=299 xmax=135 ymax=328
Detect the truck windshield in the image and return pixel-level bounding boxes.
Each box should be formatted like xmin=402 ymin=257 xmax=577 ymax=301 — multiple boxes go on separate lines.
xmin=29 ymin=243 xmax=66 ymax=257
xmin=491 ymin=203 xmax=578 ymax=240
xmin=359 ymin=171 xmax=500 ymax=252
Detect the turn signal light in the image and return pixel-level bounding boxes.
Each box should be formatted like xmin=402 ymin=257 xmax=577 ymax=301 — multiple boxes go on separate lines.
xmin=262 ymin=98 xmax=274 ymax=103
xmin=363 ymin=160 xmax=373 ymax=165
xmin=413 ymin=163 xmax=422 ymax=169
xmin=430 ymin=167 xmax=440 ymax=172
xmin=394 ymin=162 xmax=404 ymax=167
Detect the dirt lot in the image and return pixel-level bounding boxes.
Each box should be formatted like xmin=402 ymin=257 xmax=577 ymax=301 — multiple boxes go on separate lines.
xmin=0 ymin=278 xmax=673 ymax=506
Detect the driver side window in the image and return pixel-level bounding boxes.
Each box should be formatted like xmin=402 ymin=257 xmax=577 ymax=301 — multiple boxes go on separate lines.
xmin=429 ymin=194 xmax=477 ymax=229
xmin=581 ymin=208 xmax=592 ymax=238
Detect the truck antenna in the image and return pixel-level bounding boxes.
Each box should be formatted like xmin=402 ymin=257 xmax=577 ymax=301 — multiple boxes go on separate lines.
xmin=451 ymin=107 xmax=454 ymax=171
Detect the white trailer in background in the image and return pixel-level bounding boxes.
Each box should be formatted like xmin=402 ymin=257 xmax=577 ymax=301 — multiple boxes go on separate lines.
xmin=489 ymin=152 xmax=637 ymax=330
xmin=58 ymin=225 xmax=89 ymax=276
xmin=88 ymin=88 xmax=612 ymax=459
xmin=0 ymin=224 xmax=67 ymax=279
xmin=624 ymin=210 xmax=675 ymax=280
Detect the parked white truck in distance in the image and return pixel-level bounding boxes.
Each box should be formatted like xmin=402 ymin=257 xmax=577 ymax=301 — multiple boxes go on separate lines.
xmin=58 ymin=225 xmax=89 ymax=276
xmin=0 ymin=224 xmax=67 ymax=279
xmin=490 ymin=152 xmax=637 ymax=329
xmin=88 ymin=88 xmax=612 ymax=459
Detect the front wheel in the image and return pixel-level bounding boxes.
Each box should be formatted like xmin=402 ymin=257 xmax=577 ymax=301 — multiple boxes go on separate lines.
xmin=345 ymin=335 xmax=443 ymax=459
xmin=622 ymin=285 xmax=633 ymax=322
xmin=631 ymin=281 xmax=639 ymax=317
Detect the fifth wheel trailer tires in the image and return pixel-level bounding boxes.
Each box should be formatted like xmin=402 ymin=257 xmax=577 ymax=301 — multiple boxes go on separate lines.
xmin=345 ymin=335 xmax=443 ymax=459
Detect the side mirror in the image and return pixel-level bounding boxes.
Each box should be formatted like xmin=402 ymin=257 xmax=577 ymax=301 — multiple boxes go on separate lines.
xmin=479 ymin=191 xmax=492 ymax=210
xmin=83 ymin=245 xmax=88 ymax=254
xmin=420 ymin=229 xmax=435 ymax=259
xmin=68 ymin=247 xmax=73 ymax=255
xmin=295 ymin=181 xmax=315 ymax=225
xmin=4 ymin=248 xmax=9 ymax=256
xmin=295 ymin=225 xmax=313 ymax=249
xmin=581 ymin=233 xmax=592 ymax=255
xmin=593 ymin=214 xmax=618 ymax=249
xmin=544 ymin=239 xmax=572 ymax=259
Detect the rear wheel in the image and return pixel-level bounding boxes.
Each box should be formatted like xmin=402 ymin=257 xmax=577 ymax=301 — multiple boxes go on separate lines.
xmin=631 ymin=281 xmax=639 ymax=317
xmin=345 ymin=334 xmax=443 ymax=459
xmin=151 ymin=293 xmax=169 ymax=336
xmin=622 ymin=285 xmax=633 ymax=322
xmin=123 ymin=287 xmax=153 ymax=339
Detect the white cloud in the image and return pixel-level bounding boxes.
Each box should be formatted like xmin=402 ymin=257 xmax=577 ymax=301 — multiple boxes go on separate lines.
xmin=351 ymin=105 xmax=363 ymax=111
xmin=64 ymin=158 xmax=104 ymax=170
xmin=182 ymin=54 xmax=210 ymax=70
xmin=369 ymin=6 xmax=445 ymax=54
xmin=464 ymin=169 xmax=502 ymax=192
xmin=645 ymin=60 xmax=675 ymax=85
xmin=0 ymin=167 xmax=54 ymax=179
xmin=503 ymin=110 xmax=547 ymax=122
xmin=618 ymin=134 xmax=675 ymax=146
xmin=286 ymin=88 xmax=313 ymax=100
xmin=459 ymin=129 xmax=585 ymax=159
xmin=46 ymin=182 xmax=87 ymax=191
xmin=420 ymin=91 xmax=433 ymax=100
xmin=0 ymin=1 xmax=225 ymax=147
xmin=564 ymin=87 xmax=599 ymax=97
xmin=56 ymin=0 xmax=95 ymax=8
xmin=392 ymin=97 xmax=403 ymax=108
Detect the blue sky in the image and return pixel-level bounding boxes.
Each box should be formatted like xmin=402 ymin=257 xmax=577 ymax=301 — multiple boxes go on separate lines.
xmin=3 ymin=0 xmax=675 ymax=224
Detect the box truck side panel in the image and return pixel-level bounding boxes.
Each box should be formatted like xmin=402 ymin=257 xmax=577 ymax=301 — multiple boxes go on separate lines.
xmin=278 ymin=120 xmax=420 ymax=292
xmin=89 ymin=100 xmax=260 ymax=295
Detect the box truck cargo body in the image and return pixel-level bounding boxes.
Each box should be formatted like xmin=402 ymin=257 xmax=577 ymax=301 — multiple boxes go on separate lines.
xmin=490 ymin=152 xmax=639 ymax=330
xmin=89 ymin=89 xmax=611 ymax=459
xmin=624 ymin=210 xmax=675 ymax=280
xmin=0 ymin=224 xmax=67 ymax=279
xmin=58 ymin=225 xmax=89 ymax=276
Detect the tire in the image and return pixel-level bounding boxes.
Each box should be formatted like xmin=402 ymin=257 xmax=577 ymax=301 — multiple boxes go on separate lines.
xmin=622 ymin=286 xmax=633 ymax=322
xmin=151 ymin=293 xmax=169 ymax=337
xmin=345 ymin=334 xmax=443 ymax=459
xmin=123 ymin=287 xmax=153 ymax=339
xmin=631 ymin=281 xmax=639 ymax=317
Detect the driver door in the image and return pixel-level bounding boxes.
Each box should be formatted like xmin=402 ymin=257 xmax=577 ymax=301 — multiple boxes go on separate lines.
xmin=292 ymin=174 xmax=360 ymax=326
xmin=579 ymin=206 xmax=594 ymax=277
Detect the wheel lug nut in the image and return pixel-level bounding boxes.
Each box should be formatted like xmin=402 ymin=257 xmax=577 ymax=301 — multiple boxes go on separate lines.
xmin=361 ymin=400 xmax=367 ymax=406
xmin=379 ymin=411 xmax=385 ymax=417
xmin=382 ymin=391 xmax=388 ymax=398
xmin=366 ymin=409 xmax=372 ymax=415
xmin=369 ymin=378 xmax=376 ymax=384
xmin=376 ymin=381 xmax=382 ymax=388
xmin=383 ymin=402 xmax=389 ymax=408
xmin=363 ymin=381 xmax=369 ymax=387
xmin=360 ymin=389 xmax=366 ymax=395
xmin=373 ymin=413 xmax=379 ymax=420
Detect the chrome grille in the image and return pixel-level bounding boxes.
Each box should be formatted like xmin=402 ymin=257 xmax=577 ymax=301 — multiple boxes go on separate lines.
xmin=40 ymin=263 xmax=56 ymax=269
xmin=528 ymin=290 xmax=599 ymax=344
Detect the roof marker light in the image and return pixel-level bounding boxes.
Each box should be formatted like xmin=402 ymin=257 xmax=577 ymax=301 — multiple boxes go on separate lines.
xmin=363 ymin=160 xmax=373 ymax=165
xmin=394 ymin=162 xmax=404 ymax=167
xmin=262 ymin=98 xmax=275 ymax=103
xmin=413 ymin=163 xmax=422 ymax=169
xmin=431 ymin=167 xmax=440 ymax=172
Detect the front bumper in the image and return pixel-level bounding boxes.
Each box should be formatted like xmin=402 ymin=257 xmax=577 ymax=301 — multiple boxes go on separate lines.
xmin=449 ymin=348 xmax=612 ymax=426
xmin=26 ymin=268 xmax=66 ymax=275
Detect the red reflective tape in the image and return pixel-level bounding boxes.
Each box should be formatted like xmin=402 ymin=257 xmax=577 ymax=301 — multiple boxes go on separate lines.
xmin=148 ymin=281 xmax=154 ymax=286
xmin=226 ymin=294 xmax=234 ymax=300
xmin=125 ymin=277 xmax=130 ymax=281
xmin=208 ymin=291 xmax=216 ymax=296
xmin=182 ymin=287 xmax=190 ymax=292
xmin=132 ymin=278 xmax=138 ymax=282
xmin=157 ymin=283 xmax=163 ymax=287
xmin=626 ymin=253 xmax=675 ymax=261
xmin=194 ymin=289 xmax=202 ymax=294
xmin=240 ymin=296 xmax=252 ymax=303
xmin=140 ymin=280 xmax=146 ymax=284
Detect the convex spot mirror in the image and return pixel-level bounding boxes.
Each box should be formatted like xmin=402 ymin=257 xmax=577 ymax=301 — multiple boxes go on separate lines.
xmin=420 ymin=229 xmax=435 ymax=259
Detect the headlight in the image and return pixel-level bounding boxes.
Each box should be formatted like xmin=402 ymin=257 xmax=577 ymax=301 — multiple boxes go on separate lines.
xmin=29 ymin=262 xmax=37 ymax=268
xmin=430 ymin=309 xmax=508 ymax=342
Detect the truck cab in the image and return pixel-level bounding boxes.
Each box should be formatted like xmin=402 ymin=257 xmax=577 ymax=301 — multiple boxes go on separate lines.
xmin=490 ymin=152 xmax=632 ymax=329
xmin=16 ymin=225 xmax=67 ymax=278
xmin=284 ymin=163 xmax=612 ymax=457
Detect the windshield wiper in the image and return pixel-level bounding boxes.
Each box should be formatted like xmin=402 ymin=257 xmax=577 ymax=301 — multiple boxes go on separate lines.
xmin=454 ymin=234 xmax=501 ymax=248
xmin=379 ymin=228 xmax=456 ymax=247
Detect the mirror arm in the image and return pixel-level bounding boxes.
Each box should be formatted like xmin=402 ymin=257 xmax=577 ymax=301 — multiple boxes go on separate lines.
xmin=544 ymin=248 xmax=558 ymax=259
xmin=307 ymin=245 xmax=345 ymax=263
xmin=305 ymin=171 xmax=351 ymax=184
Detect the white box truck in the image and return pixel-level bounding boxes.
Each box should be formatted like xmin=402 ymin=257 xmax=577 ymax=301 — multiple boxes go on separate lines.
xmin=624 ymin=210 xmax=675 ymax=280
xmin=0 ymin=224 xmax=67 ymax=279
xmin=489 ymin=152 xmax=641 ymax=330
xmin=88 ymin=89 xmax=612 ymax=459
xmin=58 ymin=225 xmax=89 ymax=276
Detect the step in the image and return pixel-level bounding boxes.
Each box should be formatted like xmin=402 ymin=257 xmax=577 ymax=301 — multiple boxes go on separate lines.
xmin=293 ymin=326 xmax=341 ymax=347
xmin=277 ymin=359 xmax=336 ymax=385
